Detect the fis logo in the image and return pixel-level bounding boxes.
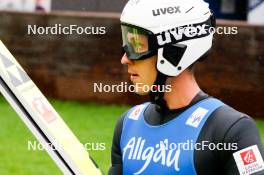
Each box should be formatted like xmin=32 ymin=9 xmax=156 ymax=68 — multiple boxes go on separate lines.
xmin=186 ymin=107 xmax=209 ymax=128
xmin=152 ymin=6 xmax=181 ymax=16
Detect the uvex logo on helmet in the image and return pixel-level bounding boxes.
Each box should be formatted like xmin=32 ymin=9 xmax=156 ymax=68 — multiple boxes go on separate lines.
xmin=156 ymin=24 xmax=211 ymax=46
xmin=152 ymin=6 xmax=181 ymax=16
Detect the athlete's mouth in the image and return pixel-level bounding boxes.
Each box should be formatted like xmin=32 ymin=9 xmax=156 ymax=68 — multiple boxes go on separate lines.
xmin=128 ymin=72 xmax=139 ymax=81
xmin=130 ymin=73 xmax=138 ymax=77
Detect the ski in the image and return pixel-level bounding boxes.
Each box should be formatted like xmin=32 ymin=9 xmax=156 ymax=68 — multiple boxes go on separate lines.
xmin=0 ymin=40 xmax=102 ymax=175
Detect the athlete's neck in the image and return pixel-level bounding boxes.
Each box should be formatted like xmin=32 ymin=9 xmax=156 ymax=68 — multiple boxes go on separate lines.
xmin=164 ymin=70 xmax=200 ymax=110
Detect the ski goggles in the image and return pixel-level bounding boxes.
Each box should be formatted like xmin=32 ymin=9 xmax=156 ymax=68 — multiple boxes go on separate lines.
xmin=121 ymin=23 xmax=158 ymax=60
xmin=121 ymin=14 xmax=216 ymax=60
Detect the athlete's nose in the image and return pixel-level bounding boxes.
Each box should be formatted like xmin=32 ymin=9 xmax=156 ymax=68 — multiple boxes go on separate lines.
xmin=121 ymin=53 xmax=133 ymax=65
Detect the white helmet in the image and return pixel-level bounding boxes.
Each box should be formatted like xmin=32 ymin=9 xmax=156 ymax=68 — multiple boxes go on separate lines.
xmin=120 ymin=0 xmax=215 ymax=77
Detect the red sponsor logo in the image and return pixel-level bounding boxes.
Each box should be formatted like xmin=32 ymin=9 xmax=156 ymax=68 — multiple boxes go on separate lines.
xmin=32 ymin=97 xmax=56 ymax=123
xmin=240 ymin=149 xmax=257 ymax=165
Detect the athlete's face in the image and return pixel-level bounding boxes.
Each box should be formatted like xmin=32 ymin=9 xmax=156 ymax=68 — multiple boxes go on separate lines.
xmin=121 ymin=53 xmax=157 ymax=95
xmin=121 ymin=32 xmax=158 ymax=95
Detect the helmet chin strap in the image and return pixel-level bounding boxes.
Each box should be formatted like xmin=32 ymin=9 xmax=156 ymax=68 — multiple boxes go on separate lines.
xmin=149 ymin=71 xmax=168 ymax=110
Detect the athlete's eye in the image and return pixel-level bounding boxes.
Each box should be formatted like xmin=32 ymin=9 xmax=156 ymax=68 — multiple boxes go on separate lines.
xmin=127 ymin=33 xmax=148 ymax=53
xmin=130 ymin=39 xmax=143 ymax=49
